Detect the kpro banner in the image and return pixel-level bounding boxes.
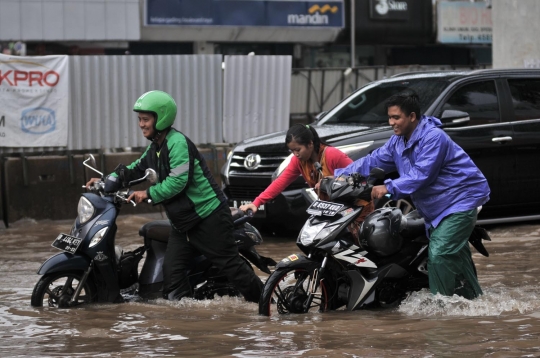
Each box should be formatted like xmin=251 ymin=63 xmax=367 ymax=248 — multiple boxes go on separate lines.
xmin=0 ymin=54 xmax=69 ymax=147
xmin=145 ymin=0 xmax=344 ymax=28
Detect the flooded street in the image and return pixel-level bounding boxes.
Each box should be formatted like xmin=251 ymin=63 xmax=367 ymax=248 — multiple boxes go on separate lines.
xmin=2 ymin=214 xmax=540 ymax=357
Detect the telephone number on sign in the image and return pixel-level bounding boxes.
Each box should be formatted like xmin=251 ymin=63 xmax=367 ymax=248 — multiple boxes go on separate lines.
xmin=477 ymin=34 xmax=492 ymax=41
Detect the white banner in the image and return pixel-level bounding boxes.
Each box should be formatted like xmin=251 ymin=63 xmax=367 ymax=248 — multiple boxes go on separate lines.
xmin=0 ymin=54 xmax=69 ymax=147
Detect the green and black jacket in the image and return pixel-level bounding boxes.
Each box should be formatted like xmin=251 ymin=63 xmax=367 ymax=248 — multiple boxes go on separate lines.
xmin=117 ymin=128 xmax=226 ymax=232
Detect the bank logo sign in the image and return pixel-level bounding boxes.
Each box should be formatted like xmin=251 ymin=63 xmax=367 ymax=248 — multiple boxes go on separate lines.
xmin=309 ymin=4 xmax=339 ymax=14
xmin=288 ymin=3 xmax=340 ymax=25
xmin=146 ymin=0 xmax=344 ymax=28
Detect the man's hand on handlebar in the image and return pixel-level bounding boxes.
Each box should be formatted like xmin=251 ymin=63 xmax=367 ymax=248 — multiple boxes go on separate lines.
xmin=239 ymin=203 xmax=258 ymax=214
xmin=85 ymin=177 xmax=101 ymax=189
xmin=127 ymin=190 xmax=149 ymax=204
xmin=371 ymin=185 xmax=389 ymax=200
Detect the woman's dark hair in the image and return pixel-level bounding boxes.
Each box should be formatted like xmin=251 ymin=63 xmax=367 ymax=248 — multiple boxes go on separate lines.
xmin=285 ymin=124 xmax=327 ymax=154
xmin=384 ymin=90 xmax=422 ymax=119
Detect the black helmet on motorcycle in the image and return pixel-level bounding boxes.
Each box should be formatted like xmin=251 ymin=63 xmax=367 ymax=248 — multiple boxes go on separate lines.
xmin=133 ymin=90 xmax=177 ymax=140
xmin=359 ymin=207 xmax=403 ymax=257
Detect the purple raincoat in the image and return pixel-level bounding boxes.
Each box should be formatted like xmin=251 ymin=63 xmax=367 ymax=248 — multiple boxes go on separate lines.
xmin=334 ymin=116 xmax=490 ymax=228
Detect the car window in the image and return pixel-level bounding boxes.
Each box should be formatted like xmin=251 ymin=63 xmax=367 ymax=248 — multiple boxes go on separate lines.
xmin=319 ymin=79 xmax=450 ymax=126
xmin=440 ymin=81 xmax=500 ymax=126
xmin=508 ymin=79 xmax=540 ymax=121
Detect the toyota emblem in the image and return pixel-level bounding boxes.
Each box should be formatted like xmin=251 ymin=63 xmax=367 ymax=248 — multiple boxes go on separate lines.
xmin=244 ymin=153 xmax=261 ymax=171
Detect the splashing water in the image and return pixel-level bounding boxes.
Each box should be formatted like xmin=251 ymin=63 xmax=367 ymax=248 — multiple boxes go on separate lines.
xmin=398 ymin=286 xmax=540 ymax=317
xmin=126 ymin=295 xmax=258 ymax=312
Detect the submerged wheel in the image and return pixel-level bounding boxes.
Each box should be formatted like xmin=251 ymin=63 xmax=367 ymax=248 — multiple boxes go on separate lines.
xmin=31 ymin=271 xmax=96 ymax=308
xmin=258 ymin=268 xmax=329 ymax=317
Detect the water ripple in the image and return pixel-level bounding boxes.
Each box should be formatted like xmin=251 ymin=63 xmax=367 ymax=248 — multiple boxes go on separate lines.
xmin=398 ymin=285 xmax=540 ymax=316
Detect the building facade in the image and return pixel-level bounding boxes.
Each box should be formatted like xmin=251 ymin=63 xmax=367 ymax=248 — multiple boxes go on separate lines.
xmin=0 ymin=0 xmax=493 ymax=67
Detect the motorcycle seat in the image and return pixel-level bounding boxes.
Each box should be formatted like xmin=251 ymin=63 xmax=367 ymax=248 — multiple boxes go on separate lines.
xmin=139 ymin=220 xmax=171 ymax=243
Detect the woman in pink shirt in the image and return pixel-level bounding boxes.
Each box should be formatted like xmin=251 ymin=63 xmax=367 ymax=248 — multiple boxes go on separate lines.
xmin=240 ymin=124 xmax=352 ymax=214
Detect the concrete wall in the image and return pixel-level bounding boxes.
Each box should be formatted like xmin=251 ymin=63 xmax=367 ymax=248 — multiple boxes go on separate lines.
xmin=492 ymin=0 xmax=540 ymax=69
xmin=1 ymin=147 xmax=231 ymax=226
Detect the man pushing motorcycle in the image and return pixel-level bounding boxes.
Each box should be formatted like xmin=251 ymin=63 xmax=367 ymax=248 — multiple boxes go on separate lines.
xmin=335 ymin=91 xmax=490 ymax=299
xmin=86 ymin=90 xmax=263 ymax=303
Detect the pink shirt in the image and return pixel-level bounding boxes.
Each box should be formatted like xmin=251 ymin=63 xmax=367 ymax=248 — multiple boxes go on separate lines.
xmin=253 ymin=146 xmax=352 ymax=207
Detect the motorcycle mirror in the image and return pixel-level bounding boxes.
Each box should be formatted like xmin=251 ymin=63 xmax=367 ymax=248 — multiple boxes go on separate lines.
xmin=127 ymin=168 xmax=158 ymax=187
xmin=144 ymin=168 xmax=158 ymax=184
xmin=369 ymin=167 xmax=385 ymax=180
xmin=83 ymin=154 xmax=103 ymax=177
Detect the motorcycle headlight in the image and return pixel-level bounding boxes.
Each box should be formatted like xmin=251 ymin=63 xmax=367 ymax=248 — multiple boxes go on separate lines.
xmin=89 ymin=227 xmax=108 ymax=248
xmin=299 ymin=222 xmax=326 ymax=246
xmin=77 ymin=196 xmax=94 ymax=224
xmin=314 ymin=224 xmax=340 ymax=242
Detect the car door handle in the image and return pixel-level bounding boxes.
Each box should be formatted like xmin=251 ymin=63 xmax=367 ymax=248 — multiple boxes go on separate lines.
xmin=492 ymin=136 xmax=513 ymax=143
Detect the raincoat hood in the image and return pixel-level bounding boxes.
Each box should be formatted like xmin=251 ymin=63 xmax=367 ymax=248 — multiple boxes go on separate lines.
xmin=407 ymin=115 xmax=442 ymax=147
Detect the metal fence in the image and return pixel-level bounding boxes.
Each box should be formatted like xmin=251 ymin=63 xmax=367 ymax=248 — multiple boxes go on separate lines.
xmin=69 ymin=54 xmax=224 ymax=151
xmin=0 ymin=54 xmax=224 ymax=154
xmin=223 ymin=55 xmax=292 ymax=143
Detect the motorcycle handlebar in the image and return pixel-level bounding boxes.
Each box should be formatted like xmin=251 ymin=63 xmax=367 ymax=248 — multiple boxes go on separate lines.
xmin=82 ymin=177 xmax=154 ymax=206
xmin=124 ymin=190 xmax=153 ymax=206
xmin=233 ymin=209 xmax=254 ymax=226
xmin=116 ymin=192 xmax=136 ymax=206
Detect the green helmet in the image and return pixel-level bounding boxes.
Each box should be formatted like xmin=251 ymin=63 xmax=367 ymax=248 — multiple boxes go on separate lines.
xmin=133 ymin=90 xmax=177 ymax=131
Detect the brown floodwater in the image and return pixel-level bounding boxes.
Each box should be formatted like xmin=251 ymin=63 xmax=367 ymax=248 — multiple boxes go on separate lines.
xmin=1 ymin=213 xmax=540 ymax=357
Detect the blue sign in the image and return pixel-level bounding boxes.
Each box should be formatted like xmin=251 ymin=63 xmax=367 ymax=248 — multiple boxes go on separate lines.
xmin=145 ymin=0 xmax=344 ymax=28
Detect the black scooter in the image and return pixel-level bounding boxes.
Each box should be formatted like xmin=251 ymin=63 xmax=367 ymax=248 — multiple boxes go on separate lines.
xmin=31 ymin=155 xmax=275 ymax=308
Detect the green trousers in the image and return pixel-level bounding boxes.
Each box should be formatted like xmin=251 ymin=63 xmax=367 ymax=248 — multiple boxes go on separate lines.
xmin=428 ymin=209 xmax=483 ymax=299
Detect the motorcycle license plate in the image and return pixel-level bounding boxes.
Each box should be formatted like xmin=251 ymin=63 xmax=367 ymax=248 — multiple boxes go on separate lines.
xmin=51 ymin=234 xmax=82 ymax=254
xmin=306 ymin=200 xmax=344 ymax=216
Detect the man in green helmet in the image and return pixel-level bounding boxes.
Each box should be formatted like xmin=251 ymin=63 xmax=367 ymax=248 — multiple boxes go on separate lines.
xmin=86 ymin=90 xmax=263 ymax=303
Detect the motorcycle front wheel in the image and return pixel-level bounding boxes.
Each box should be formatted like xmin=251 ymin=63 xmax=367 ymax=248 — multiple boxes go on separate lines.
xmin=31 ymin=271 xmax=96 ymax=308
xmin=259 ymin=267 xmax=330 ymax=316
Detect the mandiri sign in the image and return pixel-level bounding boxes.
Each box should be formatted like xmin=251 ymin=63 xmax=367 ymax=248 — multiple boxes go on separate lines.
xmin=145 ymin=0 xmax=344 ymax=28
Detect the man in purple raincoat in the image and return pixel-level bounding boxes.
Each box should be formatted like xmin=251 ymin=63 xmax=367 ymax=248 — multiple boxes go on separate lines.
xmin=335 ymin=91 xmax=490 ymax=299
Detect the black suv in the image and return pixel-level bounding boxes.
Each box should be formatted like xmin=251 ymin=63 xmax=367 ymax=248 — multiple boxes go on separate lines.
xmin=220 ymin=69 xmax=540 ymax=232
